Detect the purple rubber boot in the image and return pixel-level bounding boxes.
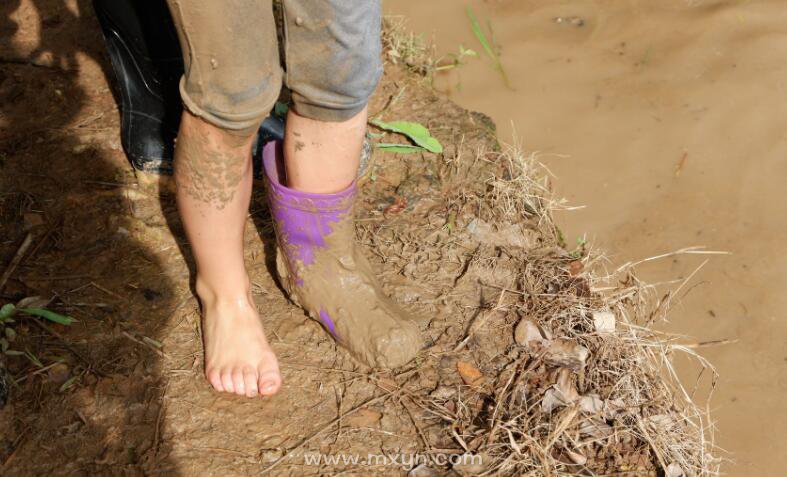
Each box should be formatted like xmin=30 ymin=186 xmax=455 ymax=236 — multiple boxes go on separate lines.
xmin=262 ymin=141 xmax=421 ymax=368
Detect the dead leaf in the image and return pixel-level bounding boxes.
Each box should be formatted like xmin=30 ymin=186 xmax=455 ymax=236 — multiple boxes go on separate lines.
xmin=565 ymin=449 xmax=587 ymax=465
xmin=384 ymin=196 xmax=407 ymax=214
xmin=456 ymin=360 xmax=486 ymax=390
xmin=666 ymin=462 xmax=686 ymax=477
xmin=514 ymin=317 xmax=549 ymax=347
xmin=541 ymin=369 xmax=580 ymax=412
xmin=569 ymin=260 xmax=583 ymax=276
xmin=579 ymin=393 xmax=604 ymax=414
xmin=16 ymin=296 xmax=51 ymax=309
xmin=578 ymin=417 xmax=613 ymax=438
xmin=544 ymin=338 xmax=589 ymax=371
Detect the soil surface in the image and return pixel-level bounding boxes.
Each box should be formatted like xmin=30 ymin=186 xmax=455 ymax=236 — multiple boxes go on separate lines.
xmin=388 ymin=0 xmax=787 ymax=475
xmin=0 ymin=1 xmax=714 ymax=476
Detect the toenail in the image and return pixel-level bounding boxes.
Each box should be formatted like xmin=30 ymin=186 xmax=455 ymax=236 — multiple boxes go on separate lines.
xmin=261 ymin=382 xmax=276 ymax=393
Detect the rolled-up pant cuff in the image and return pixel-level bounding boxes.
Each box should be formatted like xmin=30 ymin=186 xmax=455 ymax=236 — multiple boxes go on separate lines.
xmin=178 ymin=78 xmax=279 ymax=132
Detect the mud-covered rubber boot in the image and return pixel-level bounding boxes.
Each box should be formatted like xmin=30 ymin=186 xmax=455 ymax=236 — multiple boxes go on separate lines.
xmin=93 ymin=0 xmax=183 ymax=174
xmin=262 ymin=141 xmax=421 ymax=368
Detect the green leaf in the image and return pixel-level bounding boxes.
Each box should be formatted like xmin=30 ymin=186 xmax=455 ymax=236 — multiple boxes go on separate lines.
xmin=465 ymin=6 xmax=512 ymax=89
xmin=0 ymin=303 xmax=16 ymax=321
xmin=59 ymin=375 xmax=79 ymax=392
xmin=376 ymin=143 xmax=425 ymax=154
xmin=25 ymin=349 xmax=43 ymax=368
xmin=370 ymin=119 xmax=443 ymax=153
xmin=466 ymin=6 xmax=495 ymax=61
xmin=18 ymin=307 xmax=75 ymax=325
xmin=4 ymin=349 xmax=23 ymax=356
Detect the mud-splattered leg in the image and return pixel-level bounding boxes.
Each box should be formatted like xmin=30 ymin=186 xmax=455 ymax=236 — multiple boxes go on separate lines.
xmin=283 ymin=106 xmax=367 ymax=193
xmin=174 ymin=111 xmax=281 ymax=397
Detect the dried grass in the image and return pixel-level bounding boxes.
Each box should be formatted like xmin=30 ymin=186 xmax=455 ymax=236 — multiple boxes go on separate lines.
xmin=359 ymin=139 xmax=720 ymax=475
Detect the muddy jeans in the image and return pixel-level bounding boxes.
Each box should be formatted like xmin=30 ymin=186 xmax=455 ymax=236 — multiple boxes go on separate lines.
xmin=165 ymin=0 xmax=382 ymax=131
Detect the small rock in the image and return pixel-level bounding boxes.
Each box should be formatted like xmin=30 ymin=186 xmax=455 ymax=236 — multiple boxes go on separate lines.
xmin=592 ymin=311 xmax=616 ymax=334
xmin=48 ymin=363 xmax=70 ymax=385
xmin=430 ymin=385 xmax=455 ymax=400
xmin=514 ymin=317 xmax=549 ymax=347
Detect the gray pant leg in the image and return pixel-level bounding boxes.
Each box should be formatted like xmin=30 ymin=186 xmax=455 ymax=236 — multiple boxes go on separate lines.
xmin=281 ymin=0 xmax=383 ymax=122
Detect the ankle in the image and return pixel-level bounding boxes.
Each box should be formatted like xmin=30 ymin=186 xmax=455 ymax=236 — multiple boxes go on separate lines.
xmin=195 ymin=276 xmax=253 ymax=307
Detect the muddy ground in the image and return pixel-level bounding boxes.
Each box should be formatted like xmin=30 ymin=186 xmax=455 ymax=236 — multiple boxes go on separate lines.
xmin=0 ymin=1 xmax=711 ymax=476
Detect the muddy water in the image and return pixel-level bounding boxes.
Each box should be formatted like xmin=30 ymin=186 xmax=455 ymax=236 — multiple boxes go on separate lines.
xmin=387 ymin=0 xmax=787 ymax=474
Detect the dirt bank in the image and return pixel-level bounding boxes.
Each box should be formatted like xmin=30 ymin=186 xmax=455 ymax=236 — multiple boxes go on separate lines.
xmin=1 ymin=1 xmax=716 ymax=475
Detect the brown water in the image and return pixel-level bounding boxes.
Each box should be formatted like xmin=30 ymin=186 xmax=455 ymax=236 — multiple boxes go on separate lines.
xmin=387 ymin=0 xmax=787 ymax=475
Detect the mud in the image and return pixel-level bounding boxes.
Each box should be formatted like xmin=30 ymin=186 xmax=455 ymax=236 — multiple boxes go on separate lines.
xmin=388 ymin=0 xmax=787 ymax=474
xmin=263 ymin=141 xmax=421 ymax=369
xmin=0 ymin=0 xmax=712 ymax=475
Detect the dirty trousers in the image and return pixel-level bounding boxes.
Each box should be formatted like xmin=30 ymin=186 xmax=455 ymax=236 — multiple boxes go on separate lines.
xmin=165 ymin=0 xmax=382 ymax=130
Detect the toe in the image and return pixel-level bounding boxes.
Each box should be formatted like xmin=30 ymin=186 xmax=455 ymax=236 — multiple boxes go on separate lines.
xmin=257 ymin=363 xmax=281 ymax=396
xmin=243 ymin=367 xmax=259 ymax=397
xmin=258 ymin=375 xmax=281 ymax=396
xmin=232 ymin=368 xmax=246 ymax=395
xmin=207 ymin=368 xmax=224 ymax=392
xmin=221 ymin=370 xmax=235 ymax=394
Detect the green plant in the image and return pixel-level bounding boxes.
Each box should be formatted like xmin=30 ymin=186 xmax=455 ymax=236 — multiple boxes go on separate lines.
xmin=466 ymin=6 xmax=512 ymax=89
xmin=0 ymin=301 xmax=74 ymax=356
xmin=371 ymin=119 xmax=443 ymax=154
xmin=434 ymin=44 xmax=477 ymax=71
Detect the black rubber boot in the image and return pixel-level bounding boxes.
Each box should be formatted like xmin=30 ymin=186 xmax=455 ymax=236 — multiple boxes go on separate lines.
xmin=92 ymin=0 xmax=183 ymax=174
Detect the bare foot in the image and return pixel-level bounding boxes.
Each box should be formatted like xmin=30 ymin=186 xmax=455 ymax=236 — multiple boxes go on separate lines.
xmin=199 ymin=287 xmax=281 ymax=397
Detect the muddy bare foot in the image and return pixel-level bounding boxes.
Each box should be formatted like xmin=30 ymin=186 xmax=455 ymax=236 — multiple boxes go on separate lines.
xmin=199 ymin=287 xmax=281 ymax=397
xmin=263 ymin=141 xmax=422 ymax=368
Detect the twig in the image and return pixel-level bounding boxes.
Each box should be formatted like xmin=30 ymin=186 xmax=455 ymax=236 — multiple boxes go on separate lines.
xmin=121 ymin=331 xmax=168 ymax=358
xmin=682 ymin=338 xmax=738 ymax=349
xmin=153 ymin=381 xmax=170 ymax=457
xmin=0 ymin=233 xmax=33 ymax=293
xmin=615 ymin=246 xmax=729 ymax=273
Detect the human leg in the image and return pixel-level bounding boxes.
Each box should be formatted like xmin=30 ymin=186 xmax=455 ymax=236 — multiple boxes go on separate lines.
xmin=167 ymin=0 xmax=282 ymax=396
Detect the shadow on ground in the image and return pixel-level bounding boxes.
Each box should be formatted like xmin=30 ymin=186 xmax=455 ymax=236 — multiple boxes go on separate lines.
xmin=0 ymin=0 xmax=180 ymax=472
